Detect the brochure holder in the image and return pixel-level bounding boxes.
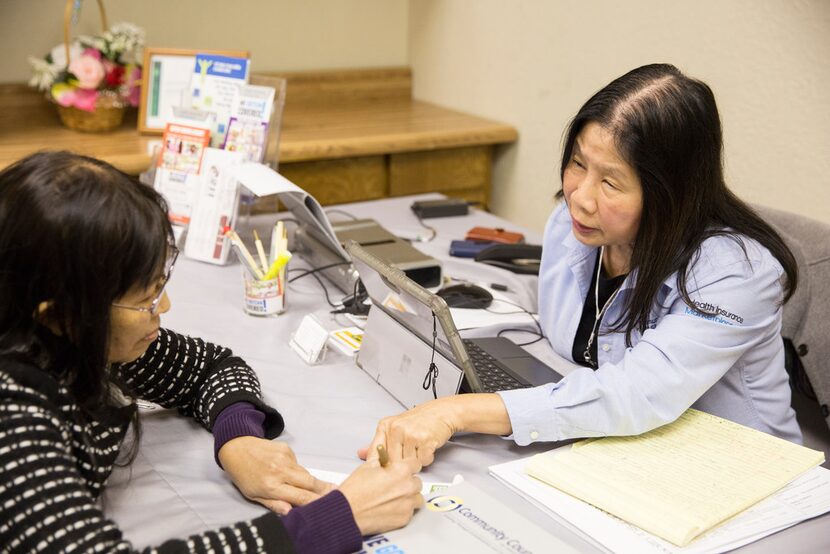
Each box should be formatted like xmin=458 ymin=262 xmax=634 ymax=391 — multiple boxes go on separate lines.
xmin=146 ymin=63 xmax=288 ymax=265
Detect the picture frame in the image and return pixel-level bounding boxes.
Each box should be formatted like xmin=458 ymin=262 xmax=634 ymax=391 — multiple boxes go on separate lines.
xmin=137 ymin=47 xmax=250 ymax=134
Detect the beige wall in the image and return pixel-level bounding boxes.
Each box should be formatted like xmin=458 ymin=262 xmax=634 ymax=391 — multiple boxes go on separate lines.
xmin=409 ymin=0 xmax=830 ymax=230
xmin=1 ymin=0 xmax=408 ymax=80
xmin=5 ymin=1 xmax=827 ymax=229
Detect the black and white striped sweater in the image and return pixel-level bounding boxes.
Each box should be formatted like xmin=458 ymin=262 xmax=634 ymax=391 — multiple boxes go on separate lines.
xmin=0 ymin=329 xmax=291 ymax=553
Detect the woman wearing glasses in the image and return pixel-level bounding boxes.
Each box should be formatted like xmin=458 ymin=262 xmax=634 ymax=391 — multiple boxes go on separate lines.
xmin=362 ymin=64 xmax=801 ymax=467
xmin=0 ymin=151 xmax=422 ymax=553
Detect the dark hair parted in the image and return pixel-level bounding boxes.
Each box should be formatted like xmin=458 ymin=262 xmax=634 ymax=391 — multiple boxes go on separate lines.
xmin=0 ymin=151 xmax=173 ymax=455
xmin=558 ymin=64 xmax=797 ymax=344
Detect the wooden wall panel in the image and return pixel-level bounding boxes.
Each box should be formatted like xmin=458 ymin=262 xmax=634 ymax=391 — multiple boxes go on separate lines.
xmin=388 ymin=145 xmax=492 ymax=206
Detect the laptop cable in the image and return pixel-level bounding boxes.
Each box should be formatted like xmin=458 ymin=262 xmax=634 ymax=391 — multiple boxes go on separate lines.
xmin=422 ymin=312 xmax=439 ymax=399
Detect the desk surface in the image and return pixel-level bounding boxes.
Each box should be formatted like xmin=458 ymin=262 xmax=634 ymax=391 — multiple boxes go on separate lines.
xmin=103 ymin=195 xmax=830 ymax=552
xmin=0 ymin=81 xmax=517 ymax=174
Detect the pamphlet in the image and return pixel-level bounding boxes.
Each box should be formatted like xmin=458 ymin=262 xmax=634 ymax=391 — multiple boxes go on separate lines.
xmin=154 ymin=123 xmax=211 ymax=226
xmin=183 ymin=148 xmax=245 ymax=265
xmin=221 ymin=84 xmax=275 ymax=163
xmin=358 ymin=480 xmax=580 ymax=554
xmin=189 ymin=53 xmax=250 ymax=146
xmin=158 ymin=123 xmax=210 ymax=173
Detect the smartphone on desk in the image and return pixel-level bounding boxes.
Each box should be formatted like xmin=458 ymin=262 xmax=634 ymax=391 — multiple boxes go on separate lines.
xmin=465 ymin=226 xmax=525 ymax=245
xmin=449 ymin=239 xmax=495 ymax=258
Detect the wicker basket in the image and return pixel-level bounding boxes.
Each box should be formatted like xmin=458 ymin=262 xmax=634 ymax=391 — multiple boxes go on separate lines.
xmin=55 ymin=0 xmax=126 ymax=133
xmin=56 ymin=90 xmax=125 ymax=132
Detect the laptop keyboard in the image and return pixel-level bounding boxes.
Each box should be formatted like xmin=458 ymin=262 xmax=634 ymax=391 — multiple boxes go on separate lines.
xmin=462 ymin=340 xmax=530 ymax=392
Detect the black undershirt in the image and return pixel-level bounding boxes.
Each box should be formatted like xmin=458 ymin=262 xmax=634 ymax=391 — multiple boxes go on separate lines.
xmin=572 ymin=250 xmax=627 ymax=369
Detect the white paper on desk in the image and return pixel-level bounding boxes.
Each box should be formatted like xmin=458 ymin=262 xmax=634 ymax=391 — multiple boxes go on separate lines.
xmin=184 ymin=148 xmax=245 ymax=264
xmin=227 ymin=163 xmax=349 ymax=260
xmin=490 ymin=456 xmax=830 ymax=554
xmin=307 ymin=468 xmax=462 ymax=497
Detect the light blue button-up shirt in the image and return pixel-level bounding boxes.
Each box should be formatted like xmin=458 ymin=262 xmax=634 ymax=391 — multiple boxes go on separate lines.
xmin=498 ymin=203 xmax=801 ymax=445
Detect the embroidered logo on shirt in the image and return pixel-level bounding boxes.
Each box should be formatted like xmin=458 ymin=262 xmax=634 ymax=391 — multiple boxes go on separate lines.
xmin=686 ymin=300 xmax=744 ymax=325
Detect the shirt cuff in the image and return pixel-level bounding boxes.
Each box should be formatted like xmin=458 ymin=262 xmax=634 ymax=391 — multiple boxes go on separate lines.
xmin=280 ymin=490 xmax=363 ymax=554
xmin=213 ymin=401 xmax=266 ymax=466
xmin=497 ymin=383 xmax=561 ymax=445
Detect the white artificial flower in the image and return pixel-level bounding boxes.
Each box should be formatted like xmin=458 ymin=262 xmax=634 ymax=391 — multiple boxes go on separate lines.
xmin=110 ymin=22 xmax=145 ymax=42
xmin=77 ymin=34 xmax=107 ymax=52
xmin=28 ymin=57 xmax=59 ymax=91
xmin=49 ymin=42 xmax=84 ymax=70
xmin=108 ymin=22 xmax=145 ymax=59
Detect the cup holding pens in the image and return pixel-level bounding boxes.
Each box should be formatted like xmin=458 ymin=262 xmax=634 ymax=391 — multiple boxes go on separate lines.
xmin=242 ymin=269 xmax=285 ymax=316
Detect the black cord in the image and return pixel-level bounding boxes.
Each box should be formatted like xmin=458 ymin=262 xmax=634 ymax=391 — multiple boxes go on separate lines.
xmin=325 ymin=209 xmax=359 ymax=221
xmin=413 ymin=214 xmax=437 ymax=242
xmin=286 ymin=262 xmax=354 ymax=308
xmin=330 ymin=278 xmax=369 ymax=315
xmin=489 ymin=297 xmax=543 ymax=336
xmin=287 ymin=261 xmax=352 ymax=283
xmin=422 ymin=313 xmax=439 ymax=399
xmin=484 ymin=297 xmax=546 ymax=347
xmin=303 ymin=270 xmax=338 ymax=308
xmin=496 ymin=328 xmax=546 ymax=347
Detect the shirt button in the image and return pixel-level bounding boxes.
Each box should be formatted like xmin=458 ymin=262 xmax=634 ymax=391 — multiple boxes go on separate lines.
xmin=601 ymin=344 xmax=611 ymax=352
xmin=530 ymin=431 xmax=539 ymax=440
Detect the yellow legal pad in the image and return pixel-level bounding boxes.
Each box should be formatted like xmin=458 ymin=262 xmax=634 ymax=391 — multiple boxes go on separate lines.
xmin=525 ymin=409 xmax=825 ymax=547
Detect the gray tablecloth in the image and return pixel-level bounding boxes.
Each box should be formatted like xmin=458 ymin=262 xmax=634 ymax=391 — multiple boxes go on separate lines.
xmin=104 ymin=194 xmax=829 ymax=552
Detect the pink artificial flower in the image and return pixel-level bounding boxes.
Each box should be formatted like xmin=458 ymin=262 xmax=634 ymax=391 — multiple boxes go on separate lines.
xmin=71 ymin=88 xmax=99 ymax=112
xmin=81 ymin=47 xmax=102 ymax=60
xmin=52 ymin=84 xmax=76 ymax=107
xmin=69 ymin=52 xmax=105 ymax=90
xmin=51 ymin=86 xmax=98 ymax=112
xmin=124 ymin=65 xmax=142 ymax=107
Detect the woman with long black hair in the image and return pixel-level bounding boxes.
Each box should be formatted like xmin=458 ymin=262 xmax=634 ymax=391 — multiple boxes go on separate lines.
xmin=363 ymin=63 xmax=801 ymax=466
xmin=0 ymin=151 xmax=422 ymax=553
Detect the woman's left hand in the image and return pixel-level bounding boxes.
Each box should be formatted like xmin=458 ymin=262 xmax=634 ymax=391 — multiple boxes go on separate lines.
xmin=218 ymin=436 xmax=335 ymax=514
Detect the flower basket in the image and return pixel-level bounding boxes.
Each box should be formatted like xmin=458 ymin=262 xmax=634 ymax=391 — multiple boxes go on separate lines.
xmin=29 ymin=0 xmax=143 ymax=133
xmin=56 ymin=90 xmax=125 ymax=132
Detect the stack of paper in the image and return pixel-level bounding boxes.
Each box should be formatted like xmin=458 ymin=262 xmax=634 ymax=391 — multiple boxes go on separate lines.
xmin=490 ymin=409 xmax=830 ymax=552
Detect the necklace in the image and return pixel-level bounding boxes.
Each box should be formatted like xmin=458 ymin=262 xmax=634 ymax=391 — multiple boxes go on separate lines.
xmin=583 ymin=246 xmax=625 ymax=369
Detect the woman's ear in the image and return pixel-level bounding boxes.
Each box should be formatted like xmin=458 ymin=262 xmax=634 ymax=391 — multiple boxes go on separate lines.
xmin=35 ymin=301 xmax=64 ymax=336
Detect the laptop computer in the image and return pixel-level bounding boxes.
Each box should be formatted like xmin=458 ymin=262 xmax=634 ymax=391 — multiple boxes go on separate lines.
xmin=346 ymin=240 xmax=562 ymax=406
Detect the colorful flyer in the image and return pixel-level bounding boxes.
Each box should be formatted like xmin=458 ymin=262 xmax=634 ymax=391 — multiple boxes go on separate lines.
xmin=158 ymin=123 xmax=210 ymax=173
xmin=189 ymin=53 xmax=250 ymax=146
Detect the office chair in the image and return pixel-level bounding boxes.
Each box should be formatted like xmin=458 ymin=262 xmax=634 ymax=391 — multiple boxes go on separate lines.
xmin=754 ymin=204 xmax=830 ymax=444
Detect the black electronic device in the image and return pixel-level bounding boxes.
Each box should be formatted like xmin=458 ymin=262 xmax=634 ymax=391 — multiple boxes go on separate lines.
xmin=295 ymin=218 xmax=442 ymax=292
xmin=475 ymin=243 xmax=543 ymax=275
xmin=411 ymin=198 xmax=469 ymax=219
xmin=436 ymin=283 xmax=493 ymax=309
xmin=449 ymin=239 xmax=494 ymax=258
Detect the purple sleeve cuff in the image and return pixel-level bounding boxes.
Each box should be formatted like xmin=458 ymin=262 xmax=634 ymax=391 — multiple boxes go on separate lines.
xmin=280 ymin=490 xmax=362 ymax=554
xmin=213 ymin=401 xmax=266 ymax=466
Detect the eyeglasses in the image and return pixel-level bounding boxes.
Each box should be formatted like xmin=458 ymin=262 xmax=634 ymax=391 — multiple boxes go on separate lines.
xmin=112 ymin=246 xmax=179 ymax=316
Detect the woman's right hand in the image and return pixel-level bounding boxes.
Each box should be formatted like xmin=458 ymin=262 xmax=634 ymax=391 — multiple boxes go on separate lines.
xmin=338 ymin=458 xmax=424 ymax=536
xmin=358 ymin=393 xmax=512 ymax=468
